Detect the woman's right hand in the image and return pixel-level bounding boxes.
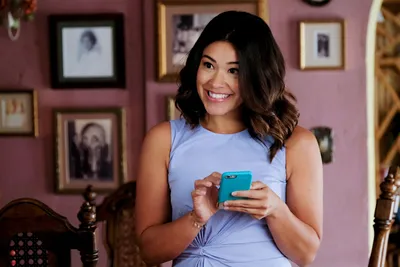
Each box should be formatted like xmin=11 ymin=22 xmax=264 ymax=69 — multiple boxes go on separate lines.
xmin=191 ymin=172 xmax=221 ymax=224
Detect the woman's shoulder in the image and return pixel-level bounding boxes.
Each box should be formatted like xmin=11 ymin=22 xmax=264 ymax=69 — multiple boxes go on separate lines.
xmin=142 ymin=122 xmax=172 ymax=152
xmin=285 ymin=126 xmax=321 ymax=178
xmin=146 ymin=121 xmax=171 ymax=137
xmin=142 ymin=119 xmax=189 ymax=149
xmin=286 ymin=126 xmax=318 ymax=149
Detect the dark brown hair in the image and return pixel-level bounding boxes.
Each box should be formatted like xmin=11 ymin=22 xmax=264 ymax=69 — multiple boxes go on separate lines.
xmin=175 ymin=11 xmax=299 ymax=162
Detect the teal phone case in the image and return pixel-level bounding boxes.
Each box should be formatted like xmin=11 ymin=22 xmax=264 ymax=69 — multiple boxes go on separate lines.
xmin=218 ymin=171 xmax=252 ymax=206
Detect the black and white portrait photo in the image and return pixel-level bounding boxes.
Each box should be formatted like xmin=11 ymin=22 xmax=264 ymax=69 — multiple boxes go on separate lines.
xmin=66 ymin=119 xmax=113 ymax=181
xmin=316 ymin=32 xmax=330 ymax=58
xmin=172 ymin=13 xmax=216 ymax=65
xmin=54 ymin=108 xmax=126 ymax=193
xmin=49 ymin=14 xmax=126 ymax=88
xmin=61 ymin=27 xmax=114 ymax=78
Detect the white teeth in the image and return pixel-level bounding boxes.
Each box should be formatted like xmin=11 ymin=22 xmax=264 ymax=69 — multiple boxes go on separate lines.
xmin=208 ymin=91 xmax=230 ymax=99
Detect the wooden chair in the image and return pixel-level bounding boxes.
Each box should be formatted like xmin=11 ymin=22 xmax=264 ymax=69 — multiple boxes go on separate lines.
xmin=0 ymin=197 xmax=98 ymax=267
xmin=369 ymin=166 xmax=400 ymax=267
xmin=83 ymin=182 xmax=154 ymax=267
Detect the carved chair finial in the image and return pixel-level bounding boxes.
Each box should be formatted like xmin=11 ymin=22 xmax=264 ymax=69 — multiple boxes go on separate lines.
xmin=78 ymin=202 xmax=96 ymax=230
xmin=390 ymin=166 xmax=400 ymax=186
xmin=78 ymin=187 xmax=97 ymax=231
xmin=380 ymin=166 xmax=400 ymax=200
xmin=78 ymin=188 xmax=99 ymax=267
xmin=83 ymin=185 xmax=97 ymax=206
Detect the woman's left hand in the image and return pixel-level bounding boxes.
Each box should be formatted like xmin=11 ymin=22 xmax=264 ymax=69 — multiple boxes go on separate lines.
xmin=222 ymin=181 xmax=284 ymax=220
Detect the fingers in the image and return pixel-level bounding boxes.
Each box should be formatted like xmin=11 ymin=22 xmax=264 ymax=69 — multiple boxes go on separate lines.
xmin=223 ymin=206 xmax=267 ymax=219
xmin=232 ymin=188 xmax=267 ymax=199
xmin=222 ymin=199 xmax=269 ymax=219
xmin=194 ymin=172 xmax=221 ymax=189
xmin=204 ymin=172 xmax=221 ymax=185
xmin=194 ymin=179 xmax=213 ymax=188
xmin=224 ymin=199 xmax=266 ymax=209
xmin=230 ymin=181 xmax=268 ymax=199
xmin=191 ymin=187 xmax=207 ymax=197
xmin=251 ymin=181 xmax=267 ymax=190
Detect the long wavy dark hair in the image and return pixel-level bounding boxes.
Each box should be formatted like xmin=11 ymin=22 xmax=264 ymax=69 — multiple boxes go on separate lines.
xmin=175 ymin=11 xmax=299 ymax=162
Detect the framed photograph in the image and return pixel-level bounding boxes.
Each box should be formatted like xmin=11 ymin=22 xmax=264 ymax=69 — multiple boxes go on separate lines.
xmin=0 ymin=90 xmax=38 ymax=137
xmin=53 ymin=108 xmax=127 ymax=194
xmin=299 ymin=19 xmax=345 ymax=70
xmin=156 ymin=0 xmax=269 ymax=82
xmin=310 ymin=126 xmax=334 ymax=164
xmin=48 ymin=14 xmax=126 ymax=89
xmin=167 ymin=96 xmax=181 ymax=120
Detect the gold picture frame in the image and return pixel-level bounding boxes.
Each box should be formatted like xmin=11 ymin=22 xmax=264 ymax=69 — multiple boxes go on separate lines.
xmin=167 ymin=96 xmax=181 ymax=120
xmin=299 ymin=19 xmax=346 ymax=70
xmin=0 ymin=89 xmax=38 ymax=137
xmin=53 ymin=107 xmax=127 ymax=194
xmin=156 ymin=0 xmax=269 ymax=82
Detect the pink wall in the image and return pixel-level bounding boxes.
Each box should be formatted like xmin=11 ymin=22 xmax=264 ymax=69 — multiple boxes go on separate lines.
xmin=0 ymin=0 xmax=144 ymax=266
xmin=144 ymin=0 xmax=372 ymax=266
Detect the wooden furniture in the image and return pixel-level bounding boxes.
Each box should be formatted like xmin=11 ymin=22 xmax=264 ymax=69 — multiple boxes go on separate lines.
xmin=369 ymin=166 xmax=400 ymax=267
xmin=83 ymin=182 xmax=153 ymax=267
xmin=0 ymin=197 xmax=98 ymax=267
xmin=375 ymin=0 xmax=400 ymax=196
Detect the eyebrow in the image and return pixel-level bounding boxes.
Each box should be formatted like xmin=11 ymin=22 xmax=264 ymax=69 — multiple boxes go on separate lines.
xmin=202 ymin=55 xmax=239 ymax=65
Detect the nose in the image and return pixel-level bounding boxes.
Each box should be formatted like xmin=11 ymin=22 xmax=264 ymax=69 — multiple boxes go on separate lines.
xmin=209 ymin=70 xmax=225 ymax=88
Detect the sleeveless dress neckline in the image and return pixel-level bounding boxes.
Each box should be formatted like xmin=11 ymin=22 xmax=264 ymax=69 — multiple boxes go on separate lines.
xmin=198 ymin=123 xmax=248 ymax=137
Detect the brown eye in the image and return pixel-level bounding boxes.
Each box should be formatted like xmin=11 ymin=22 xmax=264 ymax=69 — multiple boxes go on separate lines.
xmin=229 ymin=68 xmax=239 ymax=75
xmin=203 ymin=62 xmax=213 ymax=69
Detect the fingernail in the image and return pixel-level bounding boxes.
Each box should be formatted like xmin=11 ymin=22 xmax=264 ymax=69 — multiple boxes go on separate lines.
xmin=231 ymin=192 xmax=237 ymax=196
xmin=224 ymin=201 xmax=229 ymax=206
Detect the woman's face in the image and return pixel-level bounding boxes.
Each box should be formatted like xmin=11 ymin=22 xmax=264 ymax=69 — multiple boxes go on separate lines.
xmin=81 ymin=36 xmax=93 ymax=51
xmin=196 ymin=41 xmax=241 ymax=117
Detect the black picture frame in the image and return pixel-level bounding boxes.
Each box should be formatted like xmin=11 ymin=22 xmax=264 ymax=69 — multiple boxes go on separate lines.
xmin=302 ymin=0 xmax=331 ymax=7
xmin=48 ymin=13 xmax=126 ymax=89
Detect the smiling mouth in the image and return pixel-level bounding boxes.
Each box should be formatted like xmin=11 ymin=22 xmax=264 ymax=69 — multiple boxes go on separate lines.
xmin=207 ymin=91 xmax=232 ymax=101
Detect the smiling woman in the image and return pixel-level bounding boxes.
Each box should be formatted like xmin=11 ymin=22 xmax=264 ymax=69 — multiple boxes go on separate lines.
xmin=135 ymin=10 xmax=323 ymax=267
xmin=196 ymin=43 xmax=241 ymax=119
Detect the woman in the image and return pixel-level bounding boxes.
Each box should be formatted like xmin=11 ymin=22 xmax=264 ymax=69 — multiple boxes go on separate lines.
xmin=135 ymin=11 xmax=323 ymax=267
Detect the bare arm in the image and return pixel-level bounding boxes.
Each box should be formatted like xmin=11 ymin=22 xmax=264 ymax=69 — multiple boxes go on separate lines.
xmin=266 ymin=126 xmax=323 ymax=266
xmin=135 ymin=122 xmax=202 ymax=265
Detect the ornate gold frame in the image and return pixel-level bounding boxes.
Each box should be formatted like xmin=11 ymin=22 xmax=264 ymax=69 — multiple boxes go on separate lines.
xmin=299 ymin=19 xmax=346 ymax=70
xmin=53 ymin=107 xmax=127 ymax=194
xmin=0 ymin=89 xmax=39 ymax=137
xmin=156 ymin=0 xmax=269 ymax=82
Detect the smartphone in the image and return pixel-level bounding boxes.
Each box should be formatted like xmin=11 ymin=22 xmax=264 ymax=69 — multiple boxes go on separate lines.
xmin=218 ymin=171 xmax=252 ymax=208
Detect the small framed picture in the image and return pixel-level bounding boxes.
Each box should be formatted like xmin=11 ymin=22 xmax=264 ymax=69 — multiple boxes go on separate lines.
xmin=299 ymin=19 xmax=345 ymax=70
xmin=53 ymin=108 xmax=127 ymax=194
xmin=48 ymin=14 xmax=126 ymax=89
xmin=166 ymin=96 xmax=181 ymax=120
xmin=0 ymin=90 xmax=38 ymax=137
xmin=310 ymin=126 xmax=334 ymax=164
xmin=156 ymin=0 xmax=269 ymax=82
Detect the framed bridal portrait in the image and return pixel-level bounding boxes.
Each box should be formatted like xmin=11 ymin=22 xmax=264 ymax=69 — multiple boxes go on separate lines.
xmin=156 ymin=0 xmax=269 ymax=82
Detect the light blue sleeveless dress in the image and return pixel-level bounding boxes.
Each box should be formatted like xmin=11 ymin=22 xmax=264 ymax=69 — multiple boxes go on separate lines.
xmin=168 ymin=118 xmax=291 ymax=267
